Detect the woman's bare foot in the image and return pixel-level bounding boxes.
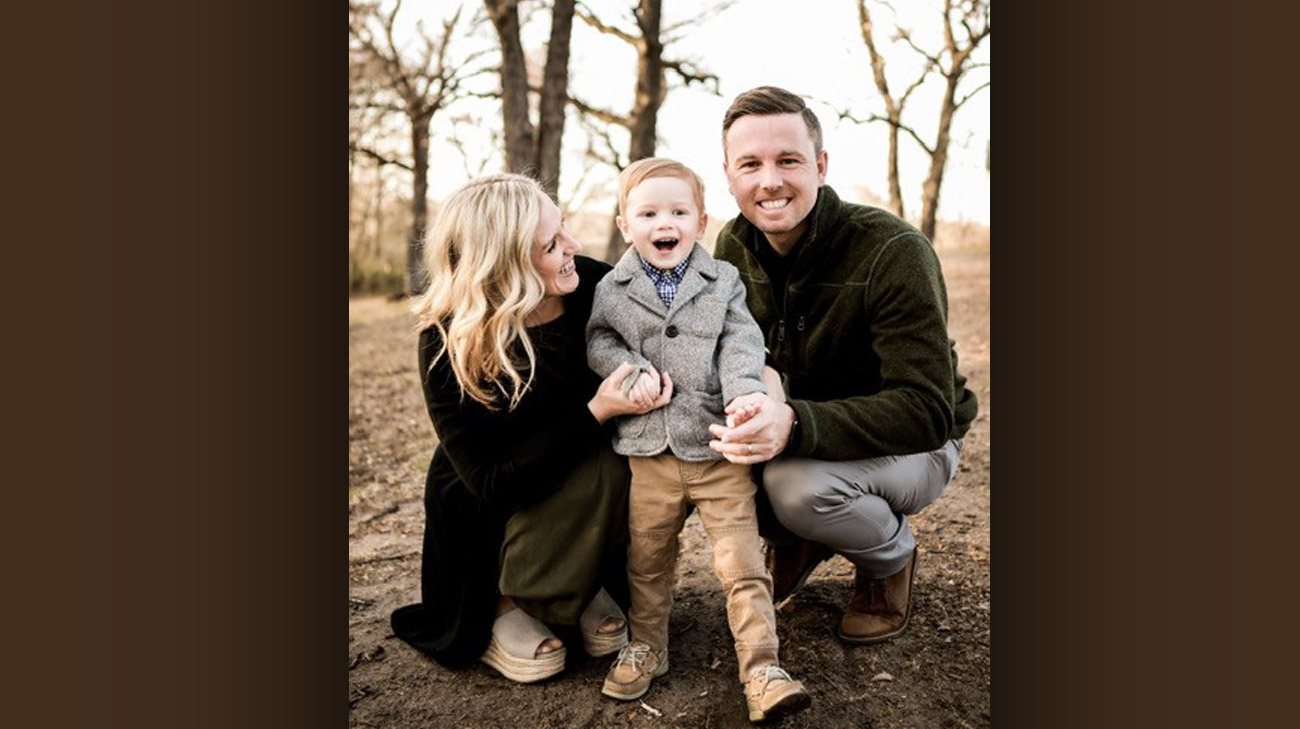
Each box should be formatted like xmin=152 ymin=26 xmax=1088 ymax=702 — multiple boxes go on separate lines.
xmin=496 ymin=596 xmax=562 ymax=655
xmin=597 ymin=617 xmax=626 ymax=634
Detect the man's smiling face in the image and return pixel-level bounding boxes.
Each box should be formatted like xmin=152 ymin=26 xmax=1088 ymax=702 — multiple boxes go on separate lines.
xmin=723 ymin=112 xmax=828 ymax=254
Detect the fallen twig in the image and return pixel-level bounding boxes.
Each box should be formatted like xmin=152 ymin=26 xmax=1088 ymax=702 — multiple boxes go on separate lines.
xmin=355 ymin=504 xmax=400 ymax=526
xmin=350 ymin=551 xmax=419 ymax=567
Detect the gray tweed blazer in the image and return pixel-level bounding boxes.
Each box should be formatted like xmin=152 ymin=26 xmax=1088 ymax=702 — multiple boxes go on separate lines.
xmin=587 ymin=244 xmax=766 ymax=461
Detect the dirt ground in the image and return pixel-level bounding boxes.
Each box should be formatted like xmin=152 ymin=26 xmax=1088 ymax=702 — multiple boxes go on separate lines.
xmin=349 ymin=236 xmax=990 ymax=728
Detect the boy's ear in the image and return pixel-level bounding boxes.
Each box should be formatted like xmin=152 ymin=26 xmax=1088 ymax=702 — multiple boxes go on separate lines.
xmin=615 ymin=215 xmax=632 ymax=243
xmin=698 ymin=212 xmax=709 ymax=239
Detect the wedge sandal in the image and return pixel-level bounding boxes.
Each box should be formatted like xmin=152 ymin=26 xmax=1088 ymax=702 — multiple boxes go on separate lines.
xmin=579 ymin=587 xmax=629 ymax=657
xmin=479 ymin=607 xmax=566 ymax=683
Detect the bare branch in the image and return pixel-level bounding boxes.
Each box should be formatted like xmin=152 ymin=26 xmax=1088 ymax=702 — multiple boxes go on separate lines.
xmin=838 ymin=108 xmax=935 ymax=157
xmin=661 ymin=0 xmax=738 ymax=40
xmin=575 ymin=1 xmax=637 ymax=44
xmin=953 ymin=80 xmax=990 ymax=110
xmin=898 ymin=63 xmax=934 ymax=107
xmin=662 ymin=58 xmax=719 ymax=93
xmin=349 ymin=100 xmax=406 ymax=114
xmin=569 ymin=93 xmax=632 ymax=128
xmin=894 ymin=26 xmax=943 ymax=69
xmin=349 ymin=143 xmax=414 ymax=171
xmin=580 ymin=115 xmax=628 ymax=170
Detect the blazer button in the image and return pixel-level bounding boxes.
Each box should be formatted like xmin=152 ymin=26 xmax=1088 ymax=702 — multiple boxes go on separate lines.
xmin=665 ymin=325 xmax=679 ymax=338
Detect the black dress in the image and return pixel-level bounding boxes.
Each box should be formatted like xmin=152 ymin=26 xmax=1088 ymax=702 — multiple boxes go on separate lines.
xmin=391 ymin=255 xmax=631 ymax=667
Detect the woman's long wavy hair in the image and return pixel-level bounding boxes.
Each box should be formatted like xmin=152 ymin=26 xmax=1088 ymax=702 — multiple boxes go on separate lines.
xmin=412 ymin=174 xmax=550 ymax=411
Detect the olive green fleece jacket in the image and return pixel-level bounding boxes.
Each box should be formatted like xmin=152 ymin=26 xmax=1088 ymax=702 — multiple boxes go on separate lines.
xmin=714 ymin=185 xmax=978 ymax=461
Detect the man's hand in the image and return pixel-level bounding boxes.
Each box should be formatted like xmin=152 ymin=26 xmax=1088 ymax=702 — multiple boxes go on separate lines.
xmin=708 ymin=392 xmax=796 ymax=464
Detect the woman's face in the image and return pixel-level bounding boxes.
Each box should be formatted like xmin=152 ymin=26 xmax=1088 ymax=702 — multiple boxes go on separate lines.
xmin=531 ymin=192 xmax=582 ymax=297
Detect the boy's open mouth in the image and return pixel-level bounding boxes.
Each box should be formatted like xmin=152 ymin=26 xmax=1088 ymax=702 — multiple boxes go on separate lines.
xmin=653 ymin=236 xmax=679 ymax=252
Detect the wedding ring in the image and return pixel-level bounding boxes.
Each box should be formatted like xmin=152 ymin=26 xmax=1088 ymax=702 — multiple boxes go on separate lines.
xmin=747 ymin=443 xmax=754 ymax=455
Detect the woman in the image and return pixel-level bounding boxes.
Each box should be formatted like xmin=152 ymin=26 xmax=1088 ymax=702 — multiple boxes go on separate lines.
xmin=390 ymin=173 xmax=672 ymax=683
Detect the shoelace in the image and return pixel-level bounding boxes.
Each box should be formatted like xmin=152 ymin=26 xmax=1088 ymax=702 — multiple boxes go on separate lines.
xmin=614 ymin=643 xmax=653 ymax=671
xmin=749 ymin=665 xmax=793 ymax=687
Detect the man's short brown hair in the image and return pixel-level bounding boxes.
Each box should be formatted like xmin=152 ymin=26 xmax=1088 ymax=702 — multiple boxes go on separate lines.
xmin=721 ymin=86 xmax=823 ymax=157
xmin=617 ymin=157 xmax=706 ymax=217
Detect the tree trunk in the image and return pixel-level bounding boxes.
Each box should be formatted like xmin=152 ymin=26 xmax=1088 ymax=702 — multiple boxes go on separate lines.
xmin=628 ymin=0 xmax=663 ymax=162
xmin=536 ymin=0 xmax=575 ymax=199
xmin=602 ymin=198 xmax=624 ymax=264
xmin=886 ymin=120 xmax=904 ymax=217
xmin=603 ymin=0 xmax=663 ymax=262
xmin=919 ymin=74 xmax=959 ymax=243
xmin=485 ymin=0 xmax=535 ymax=174
xmin=408 ymin=115 xmax=432 ymax=294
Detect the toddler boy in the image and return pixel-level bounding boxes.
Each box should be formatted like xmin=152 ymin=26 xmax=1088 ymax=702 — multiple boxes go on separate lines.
xmin=586 ymin=158 xmax=810 ymax=723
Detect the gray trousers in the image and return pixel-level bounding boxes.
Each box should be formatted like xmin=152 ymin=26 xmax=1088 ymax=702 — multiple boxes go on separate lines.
xmin=758 ymin=439 xmax=963 ymax=579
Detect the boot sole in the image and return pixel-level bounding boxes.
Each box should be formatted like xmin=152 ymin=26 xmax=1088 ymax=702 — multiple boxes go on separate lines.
xmin=600 ymin=658 xmax=669 ymax=701
xmin=480 ymin=638 xmax=566 ymax=684
xmin=837 ymin=616 xmax=910 ymax=644
xmin=748 ymin=683 xmax=812 ymax=723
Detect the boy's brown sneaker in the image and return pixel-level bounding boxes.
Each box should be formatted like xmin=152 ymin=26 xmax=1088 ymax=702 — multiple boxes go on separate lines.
xmin=600 ymin=641 xmax=669 ymax=701
xmin=744 ymin=665 xmax=811 ymax=723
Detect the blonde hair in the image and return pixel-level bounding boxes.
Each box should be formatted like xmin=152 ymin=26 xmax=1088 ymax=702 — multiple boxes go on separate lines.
xmin=412 ymin=173 xmax=549 ymax=411
xmin=617 ymin=157 xmax=706 ymax=217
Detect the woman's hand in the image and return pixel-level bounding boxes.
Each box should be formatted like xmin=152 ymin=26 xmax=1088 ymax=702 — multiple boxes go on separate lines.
xmin=588 ymin=362 xmax=674 ymax=424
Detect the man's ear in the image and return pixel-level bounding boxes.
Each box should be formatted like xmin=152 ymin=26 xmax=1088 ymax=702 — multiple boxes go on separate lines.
xmin=615 ymin=215 xmax=632 ymax=242
xmin=816 ymin=149 xmax=829 ymax=184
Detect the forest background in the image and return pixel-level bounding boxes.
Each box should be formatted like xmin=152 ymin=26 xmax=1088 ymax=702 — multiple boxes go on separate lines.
xmin=348 ymin=0 xmax=990 ymax=294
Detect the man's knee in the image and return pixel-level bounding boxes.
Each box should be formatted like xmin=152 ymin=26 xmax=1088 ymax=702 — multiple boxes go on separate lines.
xmin=761 ymin=459 xmax=840 ymax=537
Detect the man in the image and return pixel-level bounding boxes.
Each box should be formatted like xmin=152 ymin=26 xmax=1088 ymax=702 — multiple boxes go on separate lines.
xmin=708 ymin=86 xmax=978 ymax=644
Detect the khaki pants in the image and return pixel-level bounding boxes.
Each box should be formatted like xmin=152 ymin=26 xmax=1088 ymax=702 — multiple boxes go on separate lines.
xmin=627 ymin=454 xmax=778 ymax=681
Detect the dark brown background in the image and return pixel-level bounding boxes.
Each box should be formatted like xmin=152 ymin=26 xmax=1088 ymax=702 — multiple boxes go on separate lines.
xmin=5 ymin=1 xmax=1298 ymax=727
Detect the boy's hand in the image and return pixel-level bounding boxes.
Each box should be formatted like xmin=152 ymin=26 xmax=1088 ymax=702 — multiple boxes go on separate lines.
xmin=629 ymin=370 xmax=662 ymax=408
xmin=590 ymin=363 xmax=673 ymax=423
xmin=725 ymin=392 xmax=765 ymax=429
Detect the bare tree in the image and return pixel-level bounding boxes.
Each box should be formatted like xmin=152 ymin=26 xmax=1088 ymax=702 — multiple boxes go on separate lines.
xmin=845 ymin=0 xmax=990 ymax=241
xmin=483 ymin=0 xmax=577 ymax=199
xmin=847 ymin=0 xmax=936 ymax=217
xmin=350 ymin=0 xmax=492 ymax=294
xmin=570 ymin=0 xmax=728 ymax=262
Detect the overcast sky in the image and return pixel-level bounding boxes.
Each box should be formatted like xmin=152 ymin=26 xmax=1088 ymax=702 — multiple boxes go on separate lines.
xmin=382 ymin=0 xmax=990 ymax=225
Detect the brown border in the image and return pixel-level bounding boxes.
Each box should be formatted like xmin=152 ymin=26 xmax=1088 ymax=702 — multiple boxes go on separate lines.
xmin=994 ymin=3 xmax=1300 ymax=728
xmin=9 ymin=2 xmax=342 ymax=726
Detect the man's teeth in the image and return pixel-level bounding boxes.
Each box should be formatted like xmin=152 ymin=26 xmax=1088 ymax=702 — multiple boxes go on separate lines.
xmin=759 ymin=198 xmax=791 ymax=210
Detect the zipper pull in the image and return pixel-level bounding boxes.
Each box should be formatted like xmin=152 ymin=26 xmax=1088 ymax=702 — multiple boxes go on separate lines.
xmin=796 ymin=316 xmax=806 ymax=332
xmin=777 ymin=319 xmax=786 ymax=342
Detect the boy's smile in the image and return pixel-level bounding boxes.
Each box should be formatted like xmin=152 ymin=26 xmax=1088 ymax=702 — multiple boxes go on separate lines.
xmin=617 ymin=176 xmax=707 ymax=271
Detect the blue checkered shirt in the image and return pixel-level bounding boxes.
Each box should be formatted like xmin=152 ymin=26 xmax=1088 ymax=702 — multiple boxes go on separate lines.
xmin=638 ymin=254 xmax=691 ymax=309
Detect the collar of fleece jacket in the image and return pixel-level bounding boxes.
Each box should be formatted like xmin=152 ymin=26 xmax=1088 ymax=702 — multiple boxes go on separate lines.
xmin=722 ymin=184 xmax=843 ymax=264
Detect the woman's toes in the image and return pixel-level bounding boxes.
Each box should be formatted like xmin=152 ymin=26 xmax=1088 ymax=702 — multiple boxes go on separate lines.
xmin=535 ymin=637 xmax=563 ymax=656
xmin=597 ymin=617 xmax=626 ymax=635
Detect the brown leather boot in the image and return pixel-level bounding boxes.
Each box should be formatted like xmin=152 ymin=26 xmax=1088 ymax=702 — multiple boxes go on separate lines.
xmin=838 ymin=549 xmax=918 ymax=644
xmin=768 ymin=539 xmax=834 ymax=607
